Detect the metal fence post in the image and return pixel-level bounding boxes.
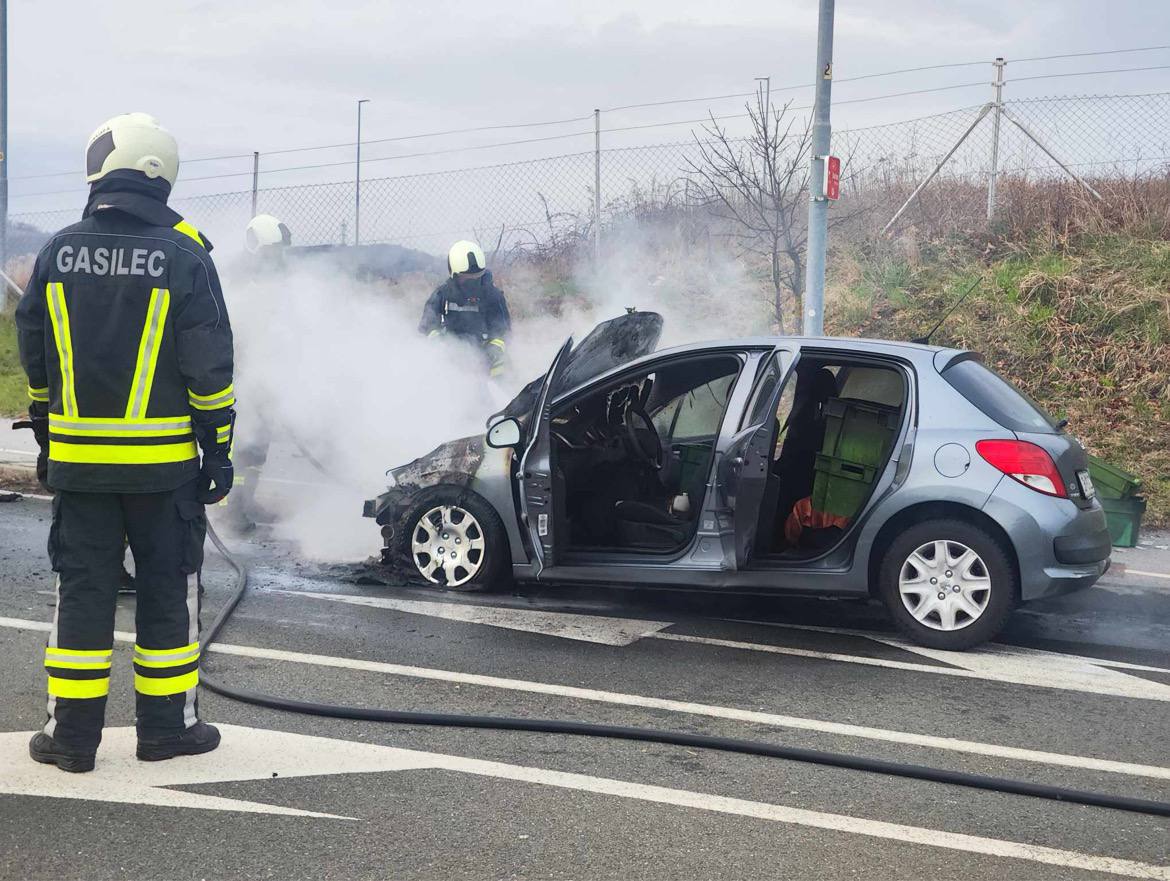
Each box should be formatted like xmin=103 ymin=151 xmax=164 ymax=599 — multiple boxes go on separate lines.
xmin=251 ymin=151 xmax=260 ymax=216
xmin=0 ymin=0 xmax=8 ymax=301
xmin=593 ymin=108 xmax=601 ymax=265
xmin=986 ymin=57 xmax=1005 ymax=221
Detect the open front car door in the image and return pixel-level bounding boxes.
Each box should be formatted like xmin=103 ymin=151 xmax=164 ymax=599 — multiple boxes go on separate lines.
xmin=517 ymin=337 xmax=574 ymax=577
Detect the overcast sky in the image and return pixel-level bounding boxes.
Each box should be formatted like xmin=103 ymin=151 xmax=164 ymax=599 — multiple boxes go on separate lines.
xmin=8 ymin=0 xmax=1170 ymax=213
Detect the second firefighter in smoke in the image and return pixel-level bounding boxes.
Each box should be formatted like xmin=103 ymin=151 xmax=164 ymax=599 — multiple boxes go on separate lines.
xmin=419 ymin=240 xmax=512 ymax=377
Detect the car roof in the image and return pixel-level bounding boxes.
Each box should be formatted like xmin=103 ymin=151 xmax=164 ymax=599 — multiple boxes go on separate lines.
xmin=552 ymin=334 xmax=967 ymax=401
xmin=645 ymin=335 xmax=964 ymax=362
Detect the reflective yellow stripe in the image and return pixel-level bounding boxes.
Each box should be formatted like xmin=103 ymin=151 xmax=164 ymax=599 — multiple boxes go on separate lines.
xmin=49 ymin=414 xmax=192 ymax=438
xmin=45 ymin=283 xmax=77 ymax=417
xmin=46 ymin=659 xmax=113 ymax=670
xmin=27 ymin=385 xmax=49 ymax=402
xmin=45 ymin=647 xmax=113 ymax=669
xmin=488 ymin=338 xmax=506 ymax=350
xmin=48 ymin=675 xmax=110 ymax=699
xmin=188 ymin=384 xmax=235 ymax=410
xmin=44 ymin=647 xmax=113 ymax=658
xmin=125 ymin=287 xmax=171 ymax=419
xmin=49 ymin=439 xmax=198 ymax=465
xmin=173 ymin=219 xmax=203 ymax=245
xmin=216 ymin=425 xmax=231 ymax=442
xmin=135 ymin=669 xmax=199 ymax=696
xmin=133 ymin=642 xmax=199 ymax=664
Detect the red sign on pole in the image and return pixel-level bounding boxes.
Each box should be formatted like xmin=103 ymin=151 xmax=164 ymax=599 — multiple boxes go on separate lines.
xmin=824 ymin=155 xmax=841 ymax=201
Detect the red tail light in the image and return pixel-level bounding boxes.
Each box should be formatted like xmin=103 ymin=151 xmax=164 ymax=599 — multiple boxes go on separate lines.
xmin=976 ymin=439 xmax=1067 ymax=498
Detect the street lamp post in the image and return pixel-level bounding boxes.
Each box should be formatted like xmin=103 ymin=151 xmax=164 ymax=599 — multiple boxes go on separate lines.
xmin=803 ymin=0 xmax=835 ymax=336
xmin=355 ymin=98 xmax=369 ymax=246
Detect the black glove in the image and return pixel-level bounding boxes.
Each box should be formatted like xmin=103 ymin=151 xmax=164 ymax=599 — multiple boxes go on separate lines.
xmin=197 ymin=448 xmax=234 ymax=504
xmin=13 ymin=402 xmax=50 ymax=490
xmin=194 ymin=410 xmax=235 ymax=504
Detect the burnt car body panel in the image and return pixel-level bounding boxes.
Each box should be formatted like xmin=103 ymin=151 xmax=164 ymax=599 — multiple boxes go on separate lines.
xmin=365 ymin=325 xmax=1109 ymax=608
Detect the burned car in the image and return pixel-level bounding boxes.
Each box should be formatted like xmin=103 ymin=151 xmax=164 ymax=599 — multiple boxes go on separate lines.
xmin=364 ymin=312 xmax=1111 ymax=650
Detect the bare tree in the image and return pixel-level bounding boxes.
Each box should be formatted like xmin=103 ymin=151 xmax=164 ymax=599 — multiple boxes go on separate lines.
xmin=689 ymin=95 xmax=813 ymax=333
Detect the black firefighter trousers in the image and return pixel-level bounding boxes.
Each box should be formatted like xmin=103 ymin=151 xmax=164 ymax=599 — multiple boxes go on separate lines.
xmin=43 ymin=479 xmax=206 ymax=753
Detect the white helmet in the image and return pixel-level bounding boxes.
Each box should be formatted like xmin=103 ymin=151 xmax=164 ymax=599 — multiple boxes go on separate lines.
xmin=244 ymin=214 xmax=292 ymax=253
xmin=447 ymin=240 xmax=486 ymax=277
xmin=85 ymin=113 xmax=179 ymax=187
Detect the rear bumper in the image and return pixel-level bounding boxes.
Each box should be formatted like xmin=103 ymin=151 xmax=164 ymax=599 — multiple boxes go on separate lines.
xmin=1054 ymin=527 xmax=1112 ymax=565
xmin=982 ymin=479 xmax=1110 ymax=602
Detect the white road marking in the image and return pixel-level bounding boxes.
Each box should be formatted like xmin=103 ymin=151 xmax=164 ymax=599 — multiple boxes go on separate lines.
xmin=0 ymin=725 xmax=374 ymax=819
xmin=1126 ymin=568 xmax=1170 ymax=581
xmin=0 ymin=489 xmax=52 ymax=501
xmin=279 ymin=589 xmax=672 ymax=646
xmin=1 ymin=723 xmax=1165 ymax=878
xmin=279 ymin=588 xmax=1170 ymax=702
xmin=712 ymin=619 xmax=1170 ymax=701
xmin=0 ymin=447 xmax=36 ymax=457
xmin=1 ymin=616 xmax=1165 ymax=782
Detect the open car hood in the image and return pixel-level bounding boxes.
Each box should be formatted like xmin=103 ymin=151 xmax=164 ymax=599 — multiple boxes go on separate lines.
xmin=499 ymin=310 xmax=664 ymax=420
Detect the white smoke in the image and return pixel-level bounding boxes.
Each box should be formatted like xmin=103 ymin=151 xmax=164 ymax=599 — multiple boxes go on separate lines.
xmin=215 ymin=222 xmax=767 ymax=562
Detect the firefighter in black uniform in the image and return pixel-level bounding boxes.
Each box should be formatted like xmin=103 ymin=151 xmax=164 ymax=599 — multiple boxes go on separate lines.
xmin=419 ymin=240 xmax=512 ymax=376
xmin=218 ymin=214 xmax=291 ymax=531
xmin=16 ymin=113 xmax=235 ymax=772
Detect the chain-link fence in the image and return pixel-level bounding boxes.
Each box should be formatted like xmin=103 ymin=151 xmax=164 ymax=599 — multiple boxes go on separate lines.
xmin=9 ymin=92 xmax=1170 ymax=258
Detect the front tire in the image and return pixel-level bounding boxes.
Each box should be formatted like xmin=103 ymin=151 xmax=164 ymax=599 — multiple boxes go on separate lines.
xmin=878 ymin=519 xmax=1016 ymax=650
xmin=396 ymin=486 xmax=510 ymax=592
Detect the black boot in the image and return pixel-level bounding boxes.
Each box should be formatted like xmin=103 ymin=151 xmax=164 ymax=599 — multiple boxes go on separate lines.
xmin=137 ymin=721 xmax=221 ymax=761
xmin=29 ymin=732 xmax=96 ymax=773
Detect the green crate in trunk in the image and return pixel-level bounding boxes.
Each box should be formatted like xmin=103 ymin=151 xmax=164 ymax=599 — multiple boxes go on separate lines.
xmin=812 ymin=453 xmax=879 ymax=519
xmin=821 ymin=398 xmax=899 ymax=468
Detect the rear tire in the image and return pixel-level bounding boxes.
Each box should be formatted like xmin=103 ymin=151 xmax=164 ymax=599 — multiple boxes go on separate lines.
xmin=878 ymin=518 xmax=1016 ymax=650
xmin=395 ymin=485 xmax=510 ymax=593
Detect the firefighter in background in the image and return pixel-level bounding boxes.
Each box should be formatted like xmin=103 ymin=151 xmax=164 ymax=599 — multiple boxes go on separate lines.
xmin=219 ymin=214 xmax=290 ymax=531
xmin=419 ymin=240 xmax=512 ymax=376
xmin=16 ymin=113 xmax=235 ymax=772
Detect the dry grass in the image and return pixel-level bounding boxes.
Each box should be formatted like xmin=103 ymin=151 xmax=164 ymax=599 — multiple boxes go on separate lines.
xmin=827 ymin=233 xmax=1170 ymax=526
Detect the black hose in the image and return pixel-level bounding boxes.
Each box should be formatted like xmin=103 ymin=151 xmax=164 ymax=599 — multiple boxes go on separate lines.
xmin=199 ymin=524 xmax=1170 ymax=819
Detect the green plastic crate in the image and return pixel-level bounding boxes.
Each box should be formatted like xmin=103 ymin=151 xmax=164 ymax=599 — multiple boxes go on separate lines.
xmin=1087 ymin=455 xmax=1141 ymax=500
xmin=821 ymin=398 xmax=899 ymax=468
xmin=812 ymin=453 xmax=879 ymax=519
xmin=1101 ymin=495 xmax=1146 ymax=548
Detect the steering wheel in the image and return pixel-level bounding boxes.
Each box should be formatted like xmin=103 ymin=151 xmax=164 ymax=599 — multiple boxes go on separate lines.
xmin=624 ymin=404 xmax=664 ymax=471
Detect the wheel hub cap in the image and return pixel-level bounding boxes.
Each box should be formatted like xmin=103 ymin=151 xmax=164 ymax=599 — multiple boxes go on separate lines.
xmin=898 ymin=540 xmax=992 ymax=632
xmin=411 ymin=504 xmax=486 ymax=587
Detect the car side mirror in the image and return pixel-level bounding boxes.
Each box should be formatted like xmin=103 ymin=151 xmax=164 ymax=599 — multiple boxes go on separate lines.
xmin=486 ymin=417 xmax=522 ymax=449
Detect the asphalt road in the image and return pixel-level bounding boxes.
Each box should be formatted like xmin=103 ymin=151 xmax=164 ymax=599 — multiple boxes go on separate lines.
xmin=1 ymin=471 xmax=1168 ymax=879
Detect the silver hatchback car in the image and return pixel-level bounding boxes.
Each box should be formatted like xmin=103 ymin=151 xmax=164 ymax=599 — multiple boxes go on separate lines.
xmin=365 ymin=312 xmax=1111 ymax=650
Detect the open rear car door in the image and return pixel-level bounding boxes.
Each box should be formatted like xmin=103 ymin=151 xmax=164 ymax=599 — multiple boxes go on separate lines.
xmin=718 ymin=347 xmax=800 ymax=567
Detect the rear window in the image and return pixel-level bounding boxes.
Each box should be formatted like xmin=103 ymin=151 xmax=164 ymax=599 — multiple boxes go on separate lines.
xmin=941 ymin=359 xmax=1057 ymax=434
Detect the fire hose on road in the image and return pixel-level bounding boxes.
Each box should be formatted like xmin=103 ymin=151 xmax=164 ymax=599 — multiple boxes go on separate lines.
xmin=199 ymin=523 xmax=1170 ymax=819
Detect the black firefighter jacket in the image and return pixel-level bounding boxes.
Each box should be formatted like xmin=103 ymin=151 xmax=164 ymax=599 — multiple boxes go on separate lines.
xmin=418 ymin=270 xmax=512 ymax=343
xmin=16 ymin=180 xmax=235 ymax=493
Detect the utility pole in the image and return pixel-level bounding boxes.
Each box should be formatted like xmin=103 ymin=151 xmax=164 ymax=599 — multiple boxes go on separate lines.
xmin=355 ymin=98 xmax=369 ymax=246
xmin=593 ymin=108 xmax=601 ymax=265
xmin=250 ymin=151 xmax=260 ymax=216
xmin=0 ymin=0 xmax=8 ymax=288
xmin=803 ymin=0 xmax=834 ymax=336
xmin=986 ymin=57 xmax=1005 ymax=221
xmin=755 ymin=76 xmax=771 ymax=113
